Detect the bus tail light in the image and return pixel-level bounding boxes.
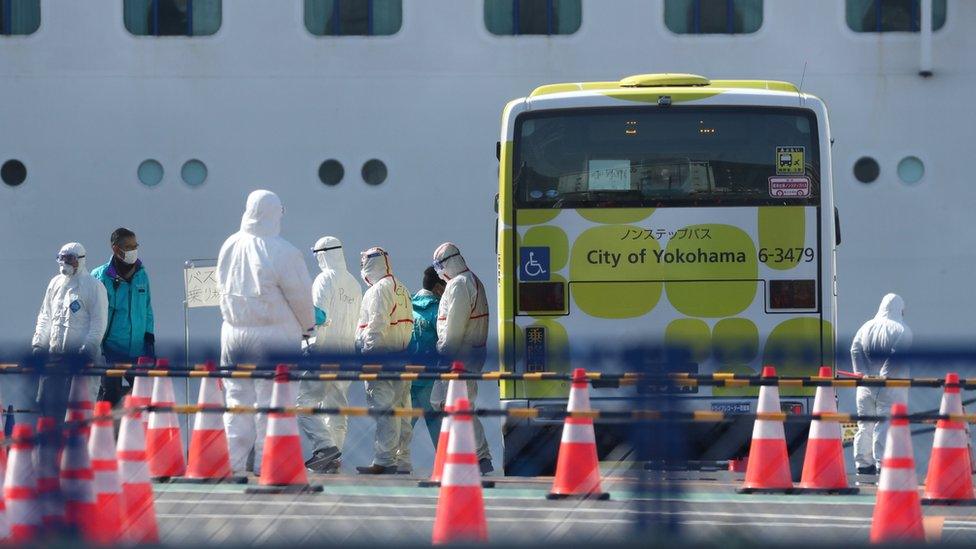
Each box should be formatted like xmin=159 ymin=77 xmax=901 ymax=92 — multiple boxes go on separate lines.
xmin=518 ymin=282 xmax=565 ymax=313
xmin=769 ymin=279 xmax=816 ymax=309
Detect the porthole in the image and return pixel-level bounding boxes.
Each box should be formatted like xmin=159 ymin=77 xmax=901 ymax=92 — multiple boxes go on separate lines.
xmin=138 ymin=159 xmax=164 ymax=187
xmin=853 ymin=157 xmax=879 ymax=184
xmin=318 ymin=159 xmax=344 ymax=186
xmin=897 ymin=156 xmax=925 ymax=185
xmin=181 ymin=159 xmax=208 ymax=186
xmin=1 ymin=160 xmax=27 ymax=187
xmin=362 ymin=159 xmax=387 ymax=186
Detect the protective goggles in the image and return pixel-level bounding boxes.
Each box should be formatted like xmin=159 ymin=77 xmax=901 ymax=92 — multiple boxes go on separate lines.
xmin=57 ymin=253 xmax=84 ymax=263
xmin=361 ymin=249 xmax=387 ymax=267
xmin=432 ymin=252 xmax=459 ymax=272
xmin=312 ymin=245 xmax=342 ymax=254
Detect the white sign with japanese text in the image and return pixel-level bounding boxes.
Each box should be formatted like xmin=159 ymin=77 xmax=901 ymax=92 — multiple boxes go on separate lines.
xmin=185 ymin=265 xmax=220 ymax=308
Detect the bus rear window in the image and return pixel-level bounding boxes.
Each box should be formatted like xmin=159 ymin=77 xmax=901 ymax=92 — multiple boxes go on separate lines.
xmin=514 ymin=107 xmax=820 ymax=209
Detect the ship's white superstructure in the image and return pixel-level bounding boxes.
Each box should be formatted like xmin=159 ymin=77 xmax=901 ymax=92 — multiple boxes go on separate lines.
xmin=1 ymin=0 xmax=973 ymax=353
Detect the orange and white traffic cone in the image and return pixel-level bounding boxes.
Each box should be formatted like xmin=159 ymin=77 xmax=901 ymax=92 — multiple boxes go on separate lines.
xmin=132 ymin=357 xmax=156 ymax=430
xmin=5 ymin=424 xmax=40 ymax=542
xmin=118 ymin=396 xmax=159 ymax=544
xmin=64 ymin=375 xmax=93 ymax=440
xmin=35 ymin=416 xmax=65 ymax=530
xmin=89 ymin=401 xmax=123 ymax=544
xmin=146 ymin=360 xmax=186 ymax=481
xmin=0 ymin=427 xmax=8 ymax=541
xmin=245 ymin=365 xmax=322 ymax=494
xmin=870 ymin=402 xmax=925 ymax=542
xmin=547 ymin=368 xmax=609 ymax=500
xmin=432 ymin=398 xmax=488 ymax=544
xmin=60 ymin=419 xmax=96 ymax=541
xmin=738 ymin=366 xmax=794 ymax=493
xmin=420 ymin=362 xmax=495 ymax=488
xmin=175 ymin=363 xmax=246 ymax=484
xmin=922 ymin=372 xmax=976 ymax=505
xmin=797 ymin=367 xmax=858 ymax=494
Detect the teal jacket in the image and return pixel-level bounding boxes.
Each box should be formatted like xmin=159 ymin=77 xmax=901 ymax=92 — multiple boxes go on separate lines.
xmin=92 ymin=259 xmax=155 ymax=359
xmin=409 ymin=290 xmax=440 ymax=368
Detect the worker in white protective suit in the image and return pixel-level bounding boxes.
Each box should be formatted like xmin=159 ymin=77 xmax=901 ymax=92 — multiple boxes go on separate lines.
xmin=430 ymin=242 xmax=493 ymax=474
xmin=26 ymin=242 xmax=107 ymax=424
xmin=851 ymin=293 xmax=913 ymax=476
xmin=299 ymin=236 xmax=363 ymax=474
xmin=216 ymin=190 xmax=315 ymax=476
xmin=355 ymin=247 xmax=414 ymax=474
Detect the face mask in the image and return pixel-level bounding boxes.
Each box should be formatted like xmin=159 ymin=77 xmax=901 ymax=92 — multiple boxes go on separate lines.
xmin=360 ymin=269 xmax=372 ymax=287
xmin=122 ymin=249 xmax=138 ymax=265
xmin=59 ymin=264 xmax=76 ymax=276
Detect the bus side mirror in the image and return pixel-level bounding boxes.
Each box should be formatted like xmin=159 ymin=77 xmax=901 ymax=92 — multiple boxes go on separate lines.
xmin=494 ymin=193 xmax=499 ymax=214
xmin=496 ymin=141 xmax=501 ymax=161
xmin=834 ymin=206 xmax=841 ymax=246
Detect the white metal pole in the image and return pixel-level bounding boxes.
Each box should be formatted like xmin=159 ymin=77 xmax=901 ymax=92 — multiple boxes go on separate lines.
xmin=920 ymin=0 xmax=933 ymax=77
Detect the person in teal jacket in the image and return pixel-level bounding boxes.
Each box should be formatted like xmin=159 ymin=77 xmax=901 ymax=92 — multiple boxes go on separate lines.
xmin=409 ymin=267 xmax=445 ymax=448
xmin=91 ymin=227 xmax=155 ymax=405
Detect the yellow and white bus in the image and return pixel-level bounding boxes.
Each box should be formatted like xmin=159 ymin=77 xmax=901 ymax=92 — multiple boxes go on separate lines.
xmin=496 ymin=74 xmax=839 ymax=474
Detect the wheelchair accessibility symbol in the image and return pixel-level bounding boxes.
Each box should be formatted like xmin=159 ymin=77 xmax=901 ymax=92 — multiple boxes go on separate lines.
xmin=520 ymin=247 xmax=550 ymax=281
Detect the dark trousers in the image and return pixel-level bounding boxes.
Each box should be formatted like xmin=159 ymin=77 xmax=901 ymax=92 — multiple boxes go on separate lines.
xmin=410 ymin=380 xmax=441 ymax=449
xmin=98 ymin=375 xmax=135 ymax=407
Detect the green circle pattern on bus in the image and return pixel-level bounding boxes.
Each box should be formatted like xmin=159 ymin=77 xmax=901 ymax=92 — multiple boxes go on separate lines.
xmin=570 ymin=225 xmax=663 ymax=318
xmin=664 ymin=224 xmax=757 ymax=317
xmin=577 ymin=208 xmax=654 ymax=224
xmin=523 ymin=225 xmax=569 ymax=271
xmin=758 ymin=207 xmax=806 ymax=270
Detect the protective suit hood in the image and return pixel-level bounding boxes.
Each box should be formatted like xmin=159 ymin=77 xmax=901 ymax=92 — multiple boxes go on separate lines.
xmin=432 ymin=242 xmax=468 ymax=280
xmin=875 ymin=293 xmax=905 ymax=322
xmin=58 ymin=242 xmax=88 ymax=274
xmin=313 ymin=236 xmax=346 ymax=273
xmin=361 ymin=247 xmax=393 ymax=287
xmin=240 ymin=190 xmax=282 ymax=238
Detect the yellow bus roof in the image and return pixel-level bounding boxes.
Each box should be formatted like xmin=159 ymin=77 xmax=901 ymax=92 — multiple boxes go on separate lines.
xmin=529 ymin=73 xmax=800 ymax=98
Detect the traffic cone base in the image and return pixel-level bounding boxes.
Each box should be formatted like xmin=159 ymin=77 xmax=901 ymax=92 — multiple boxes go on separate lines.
xmin=420 ymin=479 xmax=497 ymax=489
xmin=795 ymin=367 xmax=858 ymax=494
xmin=420 ymin=362 xmax=467 ymax=489
xmin=146 ymin=428 xmax=186 ymax=481
xmin=432 ymin=398 xmax=487 ymax=544
xmin=118 ymin=397 xmax=160 ymax=544
xmin=547 ymin=369 xmax=609 ymax=500
xmin=922 ymin=373 xmax=975 ymax=505
xmin=173 ymin=369 xmax=249 ymax=484
xmin=737 ymin=439 xmax=795 ymax=493
xmin=738 ymin=366 xmax=795 ymax=494
xmin=870 ymin=402 xmax=925 ymax=543
xmin=547 ymin=432 xmax=609 ymax=499
xmin=872 ymin=490 xmax=925 ymax=540
xmin=245 ymin=366 xmax=322 ymax=494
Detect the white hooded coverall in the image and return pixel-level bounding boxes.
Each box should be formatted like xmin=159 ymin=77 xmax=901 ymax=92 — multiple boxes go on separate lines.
xmin=851 ymin=293 xmax=913 ymax=470
xmin=297 ymin=236 xmax=363 ymax=452
xmin=23 ymin=243 xmax=107 ymax=423
xmin=430 ymin=242 xmax=491 ymax=462
xmin=216 ymin=190 xmax=315 ymax=474
xmin=356 ymin=247 xmax=414 ymax=468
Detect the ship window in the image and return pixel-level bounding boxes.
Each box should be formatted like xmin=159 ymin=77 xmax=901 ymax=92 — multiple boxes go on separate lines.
xmin=665 ymin=0 xmax=763 ymax=34
xmin=318 ymin=159 xmax=344 ymax=186
xmin=362 ymin=159 xmax=387 ymax=185
xmin=305 ymin=0 xmax=402 ymax=36
xmin=847 ymin=0 xmax=946 ymax=32
xmin=181 ymin=159 xmax=208 ymax=186
xmin=853 ymin=157 xmax=880 ymax=184
xmin=485 ymin=0 xmax=582 ymax=36
xmin=0 ymin=0 xmax=40 ymax=35
xmin=1 ymin=160 xmax=27 ymax=186
xmin=138 ymin=159 xmax=164 ymax=187
xmin=124 ymin=0 xmax=222 ymax=37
